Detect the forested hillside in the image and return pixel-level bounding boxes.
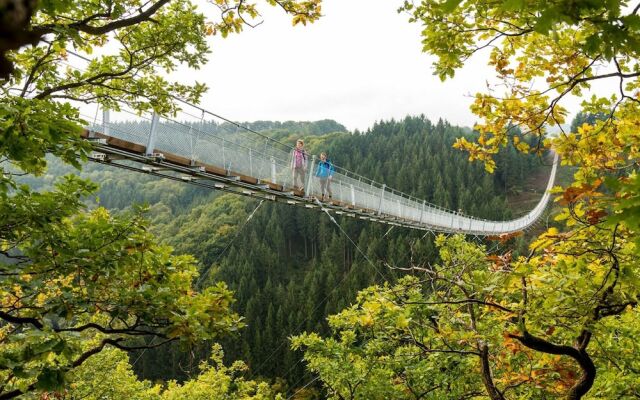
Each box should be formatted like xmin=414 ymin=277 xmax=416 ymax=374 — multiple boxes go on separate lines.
xmin=35 ymin=116 xmax=544 ymax=389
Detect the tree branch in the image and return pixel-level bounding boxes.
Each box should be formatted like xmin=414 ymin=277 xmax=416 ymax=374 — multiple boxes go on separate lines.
xmin=56 ymin=322 xmax=168 ymax=337
xmin=508 ymin=330 xmax=596 ymax=400
xmin=0 ymin=310 xmax=43 ymax=329
xmin=411 ymin=337 xmax=480 ymax=356
xmin=34 ymin=40 xmax=180 ymax=100
xmin=403 ymin=299 xmax=513 ymax=313
xmin=32 ymin=0 xmax=171 ymax=37
xmin=71 ymin=338 xmax=124 ymax=368
xmin=20 ymin=40 xmax=54 ymax=97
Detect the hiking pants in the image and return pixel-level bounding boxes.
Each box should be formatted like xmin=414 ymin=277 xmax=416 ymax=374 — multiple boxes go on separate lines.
xmin=293 ymin=167 xmax=305 ymax=190
xmin=319 ymin=178 xmax=332 ymax=198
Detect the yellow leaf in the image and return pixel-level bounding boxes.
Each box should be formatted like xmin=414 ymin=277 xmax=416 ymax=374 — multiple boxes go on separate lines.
xmin=396 ymin=315 xmax=410 ymax=329
xmin=360 ymin=314 xmax=374 ymax=327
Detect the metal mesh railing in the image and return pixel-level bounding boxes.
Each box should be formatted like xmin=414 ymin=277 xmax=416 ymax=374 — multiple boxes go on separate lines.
xmin=83 ymin=102 xmax=558 ymax=235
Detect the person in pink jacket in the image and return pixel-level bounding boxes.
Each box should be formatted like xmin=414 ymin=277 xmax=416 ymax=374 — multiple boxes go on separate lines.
xmin=291 ymin=139 xmax=308 ymax=191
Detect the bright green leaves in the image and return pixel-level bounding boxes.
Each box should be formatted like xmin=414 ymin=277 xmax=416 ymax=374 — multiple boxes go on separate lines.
xmin=0 ymin=175 xmax=97 ymax=261
xmin=58 ymin=346 xmax=283 ymax=400
xmin=0 ymin=329 xmax=76 ymax=393
xmin=441 ymin=0 xmax=463 ymax=13
xmin=500 ymin=0 xmax=525 ymax=12
xmin=604 ymin=172 xmax=640 ymax=248
xmin=162 ymin=345 xmax=282 ymax=399
xmin=0 ymin=96 xmax=89 ymax=192
xmin=0 ymin=176 xmax=242 ymax=396
xmin=297 ymin=230 xmax=640 ymax=399
xmin=588 ymin=307 xmax=640 ymax=397
xmin=293 ymin=235 xmax=516 ymax=399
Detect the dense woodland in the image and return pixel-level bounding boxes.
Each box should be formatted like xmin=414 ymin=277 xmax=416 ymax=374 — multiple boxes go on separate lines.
xmin=32 ymin=116 xmax=545 ymax=390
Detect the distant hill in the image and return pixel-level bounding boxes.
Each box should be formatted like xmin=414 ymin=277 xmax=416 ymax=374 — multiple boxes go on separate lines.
xmin=237 ymin=119 xmax=348 ymax=144
xmin=237 ymin=119 xmax=348 ymax=136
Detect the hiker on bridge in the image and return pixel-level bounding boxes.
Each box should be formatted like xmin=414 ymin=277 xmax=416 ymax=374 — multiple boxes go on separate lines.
xmin=315 ymin=152 xmax=334 ymax=201
xmin=291 ymin=139 xmax=308 ymax=191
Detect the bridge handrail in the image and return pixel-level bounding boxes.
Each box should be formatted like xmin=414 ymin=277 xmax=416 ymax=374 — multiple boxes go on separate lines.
xmin=84 ymin=102 xmax=558 ymax=235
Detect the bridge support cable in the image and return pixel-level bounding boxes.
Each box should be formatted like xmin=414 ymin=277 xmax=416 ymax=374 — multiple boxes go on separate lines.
xmin=249 ymin=197 xmax=406 ymax=382
xmin=50 ymin=50 xmax=559 ymax=235
xmin=127 ymin=200 xmax=264 ymax=375
xmin=195 ymin=200 xmax=265 ymax=288
xmin=81 ymin=100 xmax=558 ymax=235
xmin=382 ymin=225 xmax=394 ymax=239
xmin=314 ymin=198 xmax=388 ymax=283
xmin=248 ymin=211 xmax=368 ymax=380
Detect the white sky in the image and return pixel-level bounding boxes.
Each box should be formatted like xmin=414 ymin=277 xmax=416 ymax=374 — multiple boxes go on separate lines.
xmin=188 ymin=0 xmax=495 ymax=132
xmin=74 ymin=0 xmax=618 ymax=131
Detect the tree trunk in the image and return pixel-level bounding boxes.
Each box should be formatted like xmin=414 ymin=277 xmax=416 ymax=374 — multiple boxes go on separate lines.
xmin=479 ymin=343 xmax=505 ymax=400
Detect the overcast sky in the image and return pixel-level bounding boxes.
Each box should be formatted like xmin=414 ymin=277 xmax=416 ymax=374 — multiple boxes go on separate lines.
xmin=186 ymin=0 xmax=497 ymax=132
xmin=79 ymin=0 xmax=616 ymax=131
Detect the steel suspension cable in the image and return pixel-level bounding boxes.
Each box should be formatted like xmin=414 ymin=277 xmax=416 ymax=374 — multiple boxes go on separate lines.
xmin=313 ymin=198 xmax=388 ymax=282
xmin=50 ymin=48 xmax=470 ymax=217
xmin=286 ymin=375 xmax=320 ymax=400
xmin=196 ymin=199 xmax=265 ymax=288
xmin=129 ymin=199 xmax=265 ymax=371
xmin=249 ymin=203 xmax=382 ymax=379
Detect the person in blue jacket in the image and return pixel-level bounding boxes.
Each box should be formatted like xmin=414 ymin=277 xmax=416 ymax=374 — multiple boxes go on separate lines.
xmin=315 ymin=152 xmax=334 ymax=201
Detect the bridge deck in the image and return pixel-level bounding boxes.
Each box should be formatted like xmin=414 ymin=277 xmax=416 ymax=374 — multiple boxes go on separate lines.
xmin=81 ymin=122 xmax=558 ymax=236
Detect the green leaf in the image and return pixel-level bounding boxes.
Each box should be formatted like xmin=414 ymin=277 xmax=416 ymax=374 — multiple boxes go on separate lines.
xmin=533 ymin=8 xmax=557 ymax=34
xmin=500 ymin=0 xmax=524 ymax=11
xmin=35 ymin=368 xmax=65 ymax=391
xmin=441 ymin=0 xmax=463 ymax=12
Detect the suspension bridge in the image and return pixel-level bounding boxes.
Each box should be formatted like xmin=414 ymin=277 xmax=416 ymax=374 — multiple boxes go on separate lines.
xmin=82 ymin=101 xmax=558 ymax=235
